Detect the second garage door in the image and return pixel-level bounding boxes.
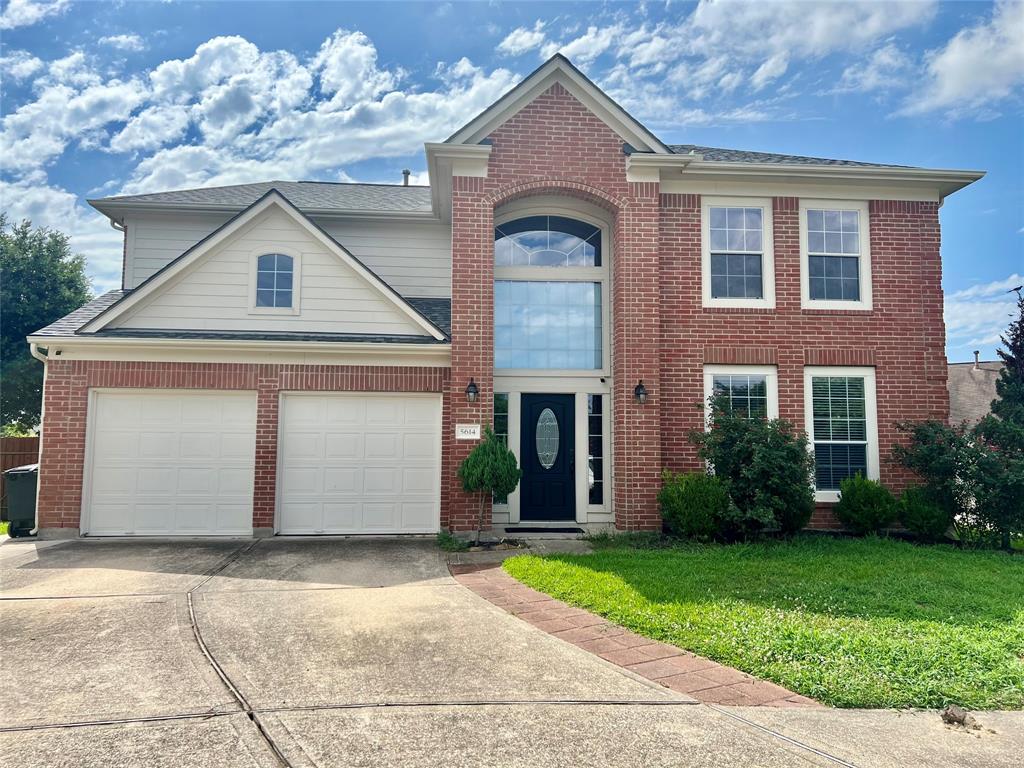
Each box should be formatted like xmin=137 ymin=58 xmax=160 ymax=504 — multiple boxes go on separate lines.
xmin=277 ymin=393 xmax=441 ymax=534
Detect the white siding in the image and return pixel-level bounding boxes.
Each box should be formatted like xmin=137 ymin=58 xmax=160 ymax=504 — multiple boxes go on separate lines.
xmin=113 ymin=207 xmax=426 ymax=336
xmin=124 ymin=211 xmax=452 ymax=298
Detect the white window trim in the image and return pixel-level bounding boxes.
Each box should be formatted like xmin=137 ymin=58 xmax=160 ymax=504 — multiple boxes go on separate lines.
xmin=701 ymin=196 xmax=775 ymax=309
xmin=799 ymin=199 xmax=872 ymax=311
xmin=803 ymin=366 xmax=880 ymax=503
xmin=248 ymin=248 xmax=301 ymax=316
xmin=703 ymin=365 xmax=779 ymax=428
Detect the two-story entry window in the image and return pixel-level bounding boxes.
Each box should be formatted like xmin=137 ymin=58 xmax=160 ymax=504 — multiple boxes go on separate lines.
xmin=494 ymin=215 xmax=606 ymax=371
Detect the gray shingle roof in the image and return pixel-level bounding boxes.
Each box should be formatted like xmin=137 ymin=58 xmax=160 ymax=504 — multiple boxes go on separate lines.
xmin=406 ymin=298 xmax=451 ymax=337
xmin=669 ymin=144 xmax=911 ymax=169
xmin=29 ymin=290 xmax=452 ymax=345
xmin=948 ymin=361 xmax=1004 ymax=426
xmin=90 ymin=181 xmax=433 ymax=213
xmin=31 ymin=290 xmax=129 ymax=337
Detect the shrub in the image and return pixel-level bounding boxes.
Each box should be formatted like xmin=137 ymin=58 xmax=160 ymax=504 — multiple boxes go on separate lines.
xmin=658 ymin=471 xmax=731 ymax=539
xmin=834 ymin=474 xmax=896 ymax=535
xmin=898 ymin=487 xmax=950 ymax=543
xmin=690 ymin=398 xmax=815 ymax=538
xmin=458 ymin=427 xmax=521 ymax=545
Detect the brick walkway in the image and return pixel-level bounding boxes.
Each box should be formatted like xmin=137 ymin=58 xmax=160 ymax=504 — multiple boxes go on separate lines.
xmin=451 ymin=563 xmax=820 ymax=708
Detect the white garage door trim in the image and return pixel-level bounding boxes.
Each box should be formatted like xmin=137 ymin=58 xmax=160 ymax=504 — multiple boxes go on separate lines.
xmin=82 ymin=389 xmax=257 ymax=536
xmin=276 ymin=392 xmax=442 ymax=535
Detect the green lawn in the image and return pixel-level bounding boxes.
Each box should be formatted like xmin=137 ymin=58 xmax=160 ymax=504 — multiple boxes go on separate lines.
xmin=503 ymin=536 xmax=1024 ymax=709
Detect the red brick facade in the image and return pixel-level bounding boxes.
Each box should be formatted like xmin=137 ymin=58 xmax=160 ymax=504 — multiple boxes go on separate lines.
xmin=36 ymin=81 xmax=949 ymax=536
xmin=37 ymin=360 xmax=449 ymax=532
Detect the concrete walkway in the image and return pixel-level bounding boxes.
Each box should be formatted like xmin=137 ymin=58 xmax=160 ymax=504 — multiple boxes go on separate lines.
xmin=1 ymin=538 xmax=1020 ymax=767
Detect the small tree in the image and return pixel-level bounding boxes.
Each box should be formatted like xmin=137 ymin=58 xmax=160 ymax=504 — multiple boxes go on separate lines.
xmin=457 ymin=427 xmax=521 ymax=545
xmin=974 ymin=287 xmax=1024 ymax=549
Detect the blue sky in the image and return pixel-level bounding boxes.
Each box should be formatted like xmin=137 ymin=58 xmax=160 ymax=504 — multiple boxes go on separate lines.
xmin=1 ymin=0 xmax=1021 ymax=362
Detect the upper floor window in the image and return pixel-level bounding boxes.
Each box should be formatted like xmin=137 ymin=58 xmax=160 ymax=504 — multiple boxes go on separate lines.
xmin=800 ymin=200 xmax=872 ymax=311
xmin=495 ymin=216 xmax=601 ymax=267
xmin=255 ymin=253 xmax=294 ymax=308
xmin=702 ymin=197 xmax=775 ymax=309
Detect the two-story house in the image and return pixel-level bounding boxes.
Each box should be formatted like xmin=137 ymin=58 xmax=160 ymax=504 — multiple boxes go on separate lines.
xmin=29 ymin=55 xmax=983 ymax=538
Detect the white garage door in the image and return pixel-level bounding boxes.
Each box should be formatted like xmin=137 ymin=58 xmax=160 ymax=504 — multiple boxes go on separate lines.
xmin=84 ymin=391 xmax=257 ymax=536
xmin=278 ymin=393 xmax=441 ymax=534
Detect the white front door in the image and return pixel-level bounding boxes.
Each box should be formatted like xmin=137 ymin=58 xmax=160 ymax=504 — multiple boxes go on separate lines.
xmin=84 ymin=390 xmax=257 ymax=536
xmin=277 ymin=393 xmax=441 ymax=534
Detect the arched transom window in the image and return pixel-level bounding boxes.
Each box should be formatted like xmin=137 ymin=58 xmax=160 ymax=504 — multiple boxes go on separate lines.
xmin=493 ymin=215 xmax=607 ymax=371
xmin=255 ymin=253 xmax=294 ymax=308
xmin=494 ymin=216 xmax=601 ymax=268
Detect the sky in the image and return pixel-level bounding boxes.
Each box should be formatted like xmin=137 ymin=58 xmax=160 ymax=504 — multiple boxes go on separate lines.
xmin=1 ymin=0 xmax=1021 ymax=362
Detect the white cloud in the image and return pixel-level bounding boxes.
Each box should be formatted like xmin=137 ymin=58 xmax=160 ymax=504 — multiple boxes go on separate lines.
xmin=542 ymin=24 xmax=622 ymax=64
xmin=836 ymin=43 xmax=915 ymax=93
xmin=313 ymin=30 xmax=397 ymax=108
xmin=750 ymin=53 xmax=788 ymax=91
xmin=0 ymin=50 xmax=43 ymax=81
xmin=945 ymin=273 xmax=1023 ymax=356
xmin=900 ymin=0 xmax=1024 ymax=118
xmin=99 ymin=34 xmax=146 ymax=52
xmin=497 ymin=21 xmax=547 ymax=56
xmin=108 ymin=104 xmax=191 ymax=154
xmin=0 ymin=0 xmax=70 ymax=30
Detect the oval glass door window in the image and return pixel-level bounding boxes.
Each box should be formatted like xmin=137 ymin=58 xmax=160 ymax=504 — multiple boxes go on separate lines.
xmin=536 ymin=408 xmax=559 ymax=469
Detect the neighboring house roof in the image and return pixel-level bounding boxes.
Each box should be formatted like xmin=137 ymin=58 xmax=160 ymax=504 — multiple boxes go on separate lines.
xmin=668 ymin=144 xmax=912 ymax=169
xmin=31 ymin=290 xmax=451 ymax=344
xmin=90 ymin=181 xmax=433 ymax=216
xmin=948 ymin=361 xmax=1004 ymax=426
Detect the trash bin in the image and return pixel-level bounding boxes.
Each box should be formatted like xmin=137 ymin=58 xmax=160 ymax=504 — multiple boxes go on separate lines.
xmin=2 ymin=464 xmax=38 ymax=538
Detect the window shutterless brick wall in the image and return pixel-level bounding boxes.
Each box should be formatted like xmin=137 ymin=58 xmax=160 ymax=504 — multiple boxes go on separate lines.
xmin=36 ymin=360 xmax=449 ymax=532
xmin=658 ymin=196 xmax=948 ymax=527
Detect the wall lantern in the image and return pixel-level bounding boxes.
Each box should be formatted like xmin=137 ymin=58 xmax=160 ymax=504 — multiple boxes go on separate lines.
xmin=465 ymin=378 xmax=480 ymax=403
xmin=634 ymin=380 xmax=649 ymax=404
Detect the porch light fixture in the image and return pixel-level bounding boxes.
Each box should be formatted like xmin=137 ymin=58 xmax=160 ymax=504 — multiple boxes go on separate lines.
xmin=465 ymin=378 xmax=479 ymax=403
xmin=634 ymin=380 xmax=649 ymax=404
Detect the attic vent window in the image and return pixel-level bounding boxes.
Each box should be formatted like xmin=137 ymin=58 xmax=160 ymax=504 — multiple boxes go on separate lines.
xmin=256 ymin=254 xmax=294 ymax=308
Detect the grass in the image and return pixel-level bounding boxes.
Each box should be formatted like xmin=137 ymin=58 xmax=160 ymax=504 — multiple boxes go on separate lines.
xmin=436 ymin=530 xmax=469 ymax=552
xmin=503 ymin=535 xmax=1024 ymax=709
xmin=0 ymin=521 xmax=7 ymax=536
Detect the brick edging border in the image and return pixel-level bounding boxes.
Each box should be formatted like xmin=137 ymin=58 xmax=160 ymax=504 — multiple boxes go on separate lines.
xmin=450 ymin=563 xmax=821 ymax=708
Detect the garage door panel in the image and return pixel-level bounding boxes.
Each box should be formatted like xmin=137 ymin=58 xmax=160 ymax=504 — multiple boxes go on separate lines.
xmin=324 ymin=433 xmax=361 ymax=460
xmin=278 ymin=394 xmax=439 ymax=534
xmin=281 ymin=432 xmax=322 ymax=460
xmin=85 ymin=391 xmax=256 ymax=536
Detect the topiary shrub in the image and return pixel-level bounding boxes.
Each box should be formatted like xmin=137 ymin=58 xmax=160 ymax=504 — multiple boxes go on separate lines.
xmin=458 ymin=427 xmax=521 ymax=545
xmin=834 ymin=474 xmax=896 ymax=535
xmin=658 ymin=470 xmax=731 ymax=540
xmin=898 ymin=486 xmax=951 ymax=543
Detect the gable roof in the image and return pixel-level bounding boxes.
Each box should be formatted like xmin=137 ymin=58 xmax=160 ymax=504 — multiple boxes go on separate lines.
xmin=668 ymin=145 xmax=913 ymax=169
xmin=79 ymin=189 xmax=447 ymax=340
xmin=445 ymin=53 xmax=670 ymax=154
xmin=90 ymin=181 xmax=432 ymax=219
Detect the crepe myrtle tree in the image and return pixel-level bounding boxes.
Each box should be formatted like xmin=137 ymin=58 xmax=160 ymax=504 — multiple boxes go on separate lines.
xmin=457 ymin=427 xmax=521 ymax=546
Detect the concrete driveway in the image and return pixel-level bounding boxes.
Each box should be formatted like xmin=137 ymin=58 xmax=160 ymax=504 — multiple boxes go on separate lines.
xmin=1 ymin=538 xmax=1020 ymax=767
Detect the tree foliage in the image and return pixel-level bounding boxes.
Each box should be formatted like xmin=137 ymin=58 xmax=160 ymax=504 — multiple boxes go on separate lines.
xmin=690 ymin=396 xmax=815 ymax=538
xmin=1 ymin=215 xmax=92 ymax=430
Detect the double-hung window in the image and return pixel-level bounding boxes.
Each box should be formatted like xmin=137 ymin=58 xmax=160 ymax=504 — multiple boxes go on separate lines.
xmin=702 ymin=197 xmax=775 ymax=308
xmin=803 ymin=367 xmax=879 ymax=502
xmin=800 ymin=200 xmax=872 ymax=310
xmin=703 ymin=365 xmax=779 ymax=426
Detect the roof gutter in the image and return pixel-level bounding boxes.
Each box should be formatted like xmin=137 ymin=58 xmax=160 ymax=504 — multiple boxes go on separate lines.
xmin=87 ymin=199 xmax=440 ymax=223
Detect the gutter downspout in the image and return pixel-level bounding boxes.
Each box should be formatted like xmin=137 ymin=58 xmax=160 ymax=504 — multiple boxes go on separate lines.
xmin=28 ymin=342 xmax=48 ymax=536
